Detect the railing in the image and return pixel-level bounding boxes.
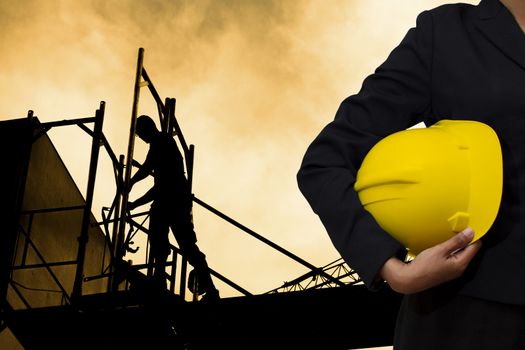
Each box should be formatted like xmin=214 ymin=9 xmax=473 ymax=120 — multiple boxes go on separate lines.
xmin=267 ymin=258 xmax=362 ymax=294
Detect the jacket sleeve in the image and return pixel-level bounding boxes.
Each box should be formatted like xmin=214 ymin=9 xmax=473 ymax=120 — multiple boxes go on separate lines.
xmin=297 ymin=11 xmax=434 ymax=289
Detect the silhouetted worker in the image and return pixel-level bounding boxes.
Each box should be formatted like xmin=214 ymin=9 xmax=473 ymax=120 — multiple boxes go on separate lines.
xmin=127 ymin=115 xmax=219 ymax=301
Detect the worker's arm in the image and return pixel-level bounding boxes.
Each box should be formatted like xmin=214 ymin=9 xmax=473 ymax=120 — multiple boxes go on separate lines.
xmin=128 ymin=150 xmax=153 ymax=192
xmin=128 ymin=187 xmax=155 ymax=211
xmin=379 ymin=227 xmax=482 ymax=294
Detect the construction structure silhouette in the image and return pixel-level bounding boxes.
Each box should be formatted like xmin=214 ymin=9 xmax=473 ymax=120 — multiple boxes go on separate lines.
xmin=0 ymin=48 xmax=402 ymax=349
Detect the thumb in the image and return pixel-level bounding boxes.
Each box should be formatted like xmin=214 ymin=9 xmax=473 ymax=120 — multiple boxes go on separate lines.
xmin=439 ymin=227 xmax=475 ymax=255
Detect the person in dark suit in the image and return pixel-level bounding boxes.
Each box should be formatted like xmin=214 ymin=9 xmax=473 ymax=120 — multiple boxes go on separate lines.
xmin=297 ymin=0 xmax=525 ymax=348
xmin=128 ymin=115 xmax=220 ymax=301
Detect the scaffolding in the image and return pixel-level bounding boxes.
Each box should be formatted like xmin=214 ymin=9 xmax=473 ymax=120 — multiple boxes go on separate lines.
xmin=3 ymin=48 xmax=358 ymax=310
xmin=96 ymin=47 xmax=354 ymax=300
xmin=4 ymin=106 xmax=109 ymax=309
xmin=0 ymin=48 xmax=402 ymax=350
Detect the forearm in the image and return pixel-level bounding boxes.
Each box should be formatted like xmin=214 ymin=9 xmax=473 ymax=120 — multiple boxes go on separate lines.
xmin=130 ymin=188 xmax=155 ymax=208
xmin=130 ymin=167 xmax=149 ymax=188
xmin=379 ymin=257 xmax=412 ymax=294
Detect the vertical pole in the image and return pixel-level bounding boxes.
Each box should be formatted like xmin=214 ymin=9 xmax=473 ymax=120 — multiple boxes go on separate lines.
xmin=187 ymin=145 xmax=195 ymax=192
xmin=18 ymin=112 xmax=33 ymax=280
xmin=169 ymin=98 xmax=176 ymax=136
xmin=180 ymin=256 xmax=187 ymax=300
xmin=169 ymin=253 xmax=177 ymax=294
xmin=146 ymin=237 xmax=154 ymax=278
xmin=157 ymin=102 xmax=165 ymax=134
xmin=117 ymin=48 xmax=144 ymax=263
xmin=187 ymin=145 xmax=196 ymax=301
xmin=170 ymin=98 xmax=188 ymax=154
xmin=108 ymin=155 xmax=125 ymax=292
xmin=72 ymin=101 xmax=105 ymax=302
xmin=162 ymin=97 xmax=170 ymax=134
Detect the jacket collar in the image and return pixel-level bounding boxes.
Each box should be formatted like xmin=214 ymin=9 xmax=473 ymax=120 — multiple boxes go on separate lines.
xmin=476 ymin=0 xmax=525 ymax=71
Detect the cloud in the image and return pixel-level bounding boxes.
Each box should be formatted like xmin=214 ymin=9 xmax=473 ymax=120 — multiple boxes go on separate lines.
xmin=0 ymin=0 xmax=478 ymax=297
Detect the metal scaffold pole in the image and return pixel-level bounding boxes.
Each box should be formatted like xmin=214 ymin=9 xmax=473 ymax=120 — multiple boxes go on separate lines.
xmin=108 ymin=155 xmax=125 ymax=292
xmin=115 ymin=48 xmax=145 ymax=271
xmin=72 ymin=101 xmax=105 ymax=302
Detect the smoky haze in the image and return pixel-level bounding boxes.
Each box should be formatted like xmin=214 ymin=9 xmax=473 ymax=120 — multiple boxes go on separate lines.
xmin=0 ymin=0 xmax=472 ymax=297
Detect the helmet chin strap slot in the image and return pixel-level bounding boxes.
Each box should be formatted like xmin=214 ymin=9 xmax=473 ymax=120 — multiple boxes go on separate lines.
xmin=447 ymin=211 xmax=470 ymax=233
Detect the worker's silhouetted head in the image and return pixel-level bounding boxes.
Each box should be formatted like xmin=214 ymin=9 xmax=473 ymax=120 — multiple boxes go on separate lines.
xmin=136 ymin=115 xmax=158 ymax=143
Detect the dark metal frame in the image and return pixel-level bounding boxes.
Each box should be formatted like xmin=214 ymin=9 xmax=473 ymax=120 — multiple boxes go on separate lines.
xmin=99 ymin=48 xmax=359 ymax=299
xmin=101 ymin=48 xmax=249 ymax=299
xmin=6 ymin=48 xmax=360 ymax=314
xmin=7 ymin=103 xmax=108 ymax=309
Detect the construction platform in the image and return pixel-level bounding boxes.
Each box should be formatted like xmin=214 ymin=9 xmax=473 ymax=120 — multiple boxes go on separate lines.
xmin=6 ymin=283 xmax=401 ymax=349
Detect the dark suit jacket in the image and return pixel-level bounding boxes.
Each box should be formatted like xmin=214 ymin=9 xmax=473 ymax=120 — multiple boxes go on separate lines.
xmin=297 ymin=0 xmax=525 ymax=305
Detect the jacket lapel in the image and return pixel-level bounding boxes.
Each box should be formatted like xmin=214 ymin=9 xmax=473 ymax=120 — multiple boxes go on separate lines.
xmin=476 ymin=0 xmax=525 ymax=71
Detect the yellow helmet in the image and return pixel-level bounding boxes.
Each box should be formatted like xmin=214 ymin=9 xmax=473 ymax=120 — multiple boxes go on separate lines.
xmin=354 ymin=119 xmax=503 ymax=256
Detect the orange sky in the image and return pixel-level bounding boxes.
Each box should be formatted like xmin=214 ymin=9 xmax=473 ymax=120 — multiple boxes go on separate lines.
xmin=0 ymin=0 xmax=477 ymax=304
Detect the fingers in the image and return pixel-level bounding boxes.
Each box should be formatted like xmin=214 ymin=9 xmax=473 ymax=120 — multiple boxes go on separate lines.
xmin=445 ymin=227 xmax=482 ymax=275
xmin=385 ymin=227 xmax=483 ymax=294
xmin=457 ymin=239 xmax=482 ymax=261
xmin=440 ymin=227 xmax=475 ymax=255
